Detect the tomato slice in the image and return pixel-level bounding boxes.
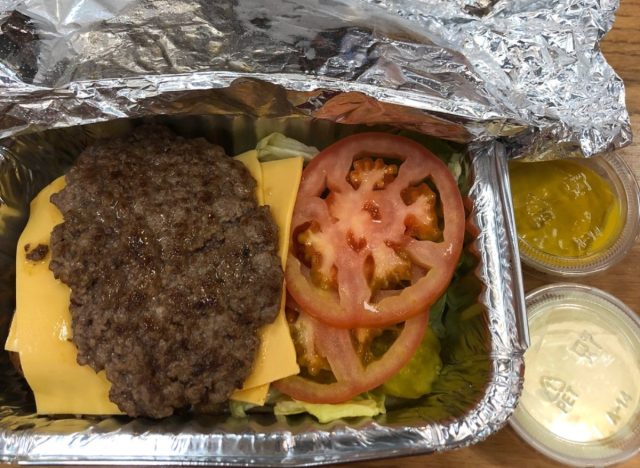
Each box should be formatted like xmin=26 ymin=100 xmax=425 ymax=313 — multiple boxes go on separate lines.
xmin=273 ymin=310 xmax=428 ymax=404
xmin=285 ymin=133 xmax=465 ymax=329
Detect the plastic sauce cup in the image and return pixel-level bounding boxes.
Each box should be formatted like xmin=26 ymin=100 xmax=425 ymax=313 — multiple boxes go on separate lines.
xmin=510 ymin=283 xmax=640 ymax=466
xmin=512 ymin=153 xmax=639 ymax=277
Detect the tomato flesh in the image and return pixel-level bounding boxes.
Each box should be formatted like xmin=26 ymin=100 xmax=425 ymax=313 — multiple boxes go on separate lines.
xmin=277 ymin=132 xmax=465 ymax=404
xmin=286 ymin=133 xmax=465 ymax=329
xmin=273 ymin=311 xmax=429 ymax=404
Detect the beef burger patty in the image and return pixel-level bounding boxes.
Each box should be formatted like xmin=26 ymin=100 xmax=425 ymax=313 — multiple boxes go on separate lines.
xmin=49 ymin=125 xmax=282 ymax=418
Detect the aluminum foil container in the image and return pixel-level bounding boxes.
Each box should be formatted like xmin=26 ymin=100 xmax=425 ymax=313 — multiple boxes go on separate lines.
xmin=0 ymin=0 xmax=628 ymax=464
xmin=0 ymin=116 xmax=528 ymax=464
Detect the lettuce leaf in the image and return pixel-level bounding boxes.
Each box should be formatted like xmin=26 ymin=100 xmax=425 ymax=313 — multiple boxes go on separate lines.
xmin=274 ymin=392 xmax=385 ymax=423
xmin=256 ymin=133 xmax=319 ymax=162
xmin=229 ymin=400 xmax=256 ymax=418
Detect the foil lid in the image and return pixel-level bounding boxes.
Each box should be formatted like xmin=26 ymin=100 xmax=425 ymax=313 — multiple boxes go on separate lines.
xmin=0 ymin=0 xmax=631 ymax=156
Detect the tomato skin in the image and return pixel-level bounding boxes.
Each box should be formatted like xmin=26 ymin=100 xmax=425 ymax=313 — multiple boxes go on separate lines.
xmin=285 ymin=132 xmax=465 ymax=329
xmin=273 ymin=311 xmax=429 ymax=404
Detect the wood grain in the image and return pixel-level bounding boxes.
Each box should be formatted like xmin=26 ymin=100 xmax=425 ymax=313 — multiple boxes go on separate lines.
xmin=343 ymin=0 xmax=640 ymax=466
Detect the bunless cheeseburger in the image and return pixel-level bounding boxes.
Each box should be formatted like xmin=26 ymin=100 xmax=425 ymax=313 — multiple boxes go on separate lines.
xmin=6 ymin=125 xmax=466 ymax=420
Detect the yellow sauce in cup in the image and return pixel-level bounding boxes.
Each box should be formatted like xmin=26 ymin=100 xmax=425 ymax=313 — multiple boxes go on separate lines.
xmin=509 ymin=159 xmax=623 ymax=259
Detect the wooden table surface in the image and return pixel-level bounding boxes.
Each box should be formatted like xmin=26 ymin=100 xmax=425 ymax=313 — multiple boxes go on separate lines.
xmin=343 ymin=1 xmax=640 ymax=467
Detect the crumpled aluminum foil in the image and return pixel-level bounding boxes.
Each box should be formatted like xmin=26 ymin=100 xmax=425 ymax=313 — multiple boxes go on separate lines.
xmin=0 ymin=0 xmax=627 ymax=464
xmin=0 ymin=0 xmax=631 ymax=156
xmin=0 ymin=117 xmax=527 ymax=464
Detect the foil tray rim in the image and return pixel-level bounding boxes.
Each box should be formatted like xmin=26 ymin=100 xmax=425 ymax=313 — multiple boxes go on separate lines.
xmin=0 ymin=140 xmax=526 ymax=466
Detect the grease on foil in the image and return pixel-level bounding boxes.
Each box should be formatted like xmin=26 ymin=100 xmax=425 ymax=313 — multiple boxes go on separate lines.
xmin=0 ymin=0 xmax=631 ymax=156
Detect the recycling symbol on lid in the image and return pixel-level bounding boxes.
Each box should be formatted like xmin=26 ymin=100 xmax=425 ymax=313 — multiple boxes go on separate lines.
xmin=540 ymin=376 xmax=566 ymax=402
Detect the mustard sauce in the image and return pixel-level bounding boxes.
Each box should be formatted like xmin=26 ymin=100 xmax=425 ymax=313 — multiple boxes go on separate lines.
xmin=509 ymin=159 xmax=623 ymax=258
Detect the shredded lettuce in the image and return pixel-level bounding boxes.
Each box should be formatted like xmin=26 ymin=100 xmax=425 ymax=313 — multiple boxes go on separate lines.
xmin=395 ymin=130 xmax=470 ymax=193
xmin=229 ymin=400 xmax=256 ymax=418
xmin=274 ymin=392 xmax=385 ymax=423
xmin=447 ymin=151 xmax=468 ymax=187
xmin=446 ymin=272 xmax=482 ymax=314
xmin=256 ymin=133 xmax=319 ymax=162
xmin=428 ymin=293 xmax=448 ymax=340
xmin=447 ymin=156 xmax=462 ymax=181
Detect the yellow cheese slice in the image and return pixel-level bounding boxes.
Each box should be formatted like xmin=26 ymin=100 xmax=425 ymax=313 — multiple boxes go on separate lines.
xmin=231 ymin=382 xmax=270 ymax=405
xmin=231 ymin=156 xmax=303 ymax=405
xmin=12 ymin=176 xmax=121 ymax=414
xmin=262 ymin=157 xmax=304 ymax=268
xmin=5 ymin=309 xmax=18 ymax=352
xmin=3 ymin=205 xmax=23 ymax=352
xmin=7 ymin=153 xmax=303 ymax=412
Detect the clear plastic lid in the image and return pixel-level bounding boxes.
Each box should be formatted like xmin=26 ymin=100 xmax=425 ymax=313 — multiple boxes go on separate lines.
xmin=515 ymin=153 xmax=640 ymax=277
xmin=510 ymin=283 xmax=640 ymax=466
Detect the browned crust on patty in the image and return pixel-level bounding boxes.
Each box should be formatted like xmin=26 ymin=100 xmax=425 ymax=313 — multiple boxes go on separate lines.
xmin=49 ymin=125 xmax=282 ymax=418
xmin=25 ymin=243 xmax=49 ymax=262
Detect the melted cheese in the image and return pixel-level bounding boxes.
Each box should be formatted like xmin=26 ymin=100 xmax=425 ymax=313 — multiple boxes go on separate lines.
xmin=11 ymin=176 xmax=121 ymax=414
xmin=5 ymin=308 xmax=19 ymax=352
xmin=6 ymin=152 xmax=302 ymax=413
xmin=231 ymin=155 xmax=303 ymax=405
xmin=230 ymin=382 xmax=270 ymax=405
xmin=4 ymin=204 xmax=22 ymax=352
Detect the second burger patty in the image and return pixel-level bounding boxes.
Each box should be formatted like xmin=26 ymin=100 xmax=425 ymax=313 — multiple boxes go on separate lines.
xmin=49 ymin=125 xmax=283 ymax=418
